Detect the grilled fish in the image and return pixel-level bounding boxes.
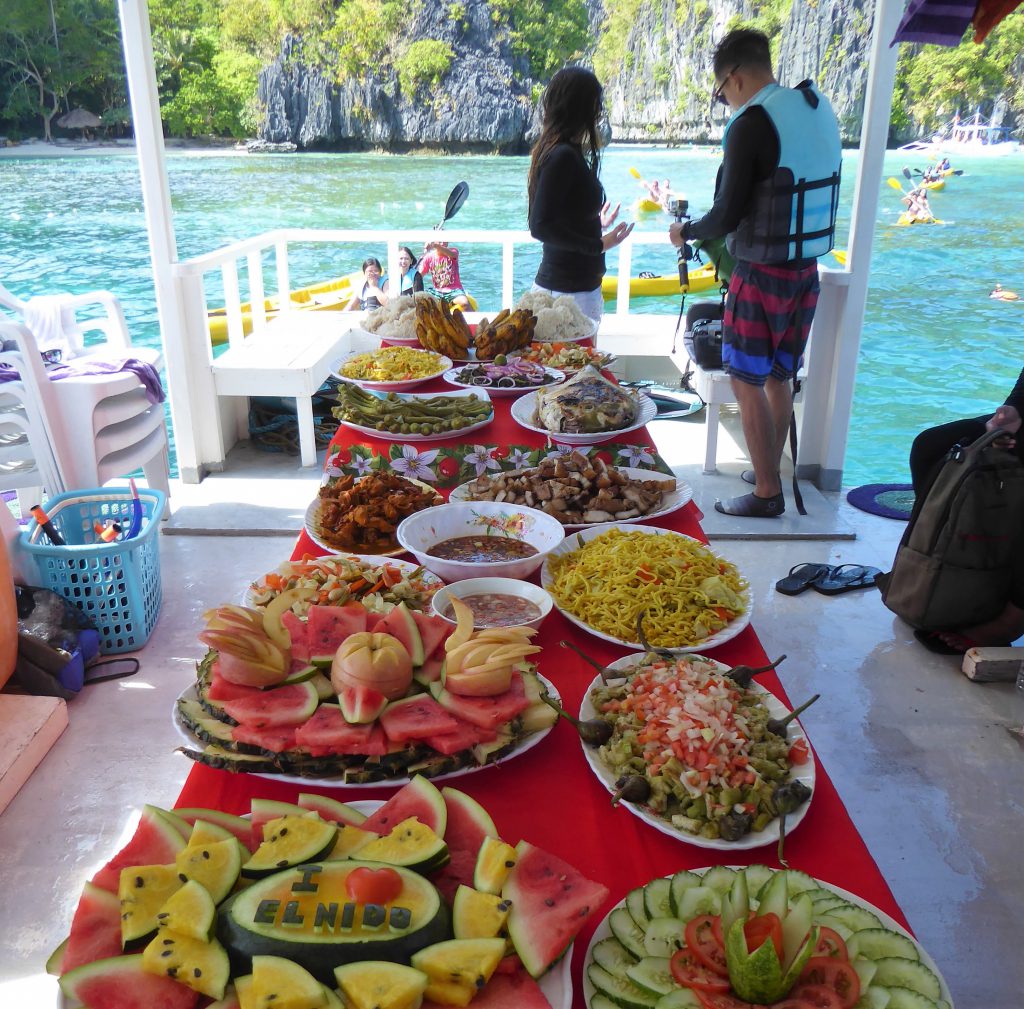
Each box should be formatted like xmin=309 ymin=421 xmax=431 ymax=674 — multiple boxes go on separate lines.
xmin=532 ymin=365 xmax=639 ymax=433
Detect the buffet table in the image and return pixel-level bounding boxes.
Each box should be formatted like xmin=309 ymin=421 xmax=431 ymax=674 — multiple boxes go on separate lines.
xmin=173 ymin=372 xmax=908 ymax=1009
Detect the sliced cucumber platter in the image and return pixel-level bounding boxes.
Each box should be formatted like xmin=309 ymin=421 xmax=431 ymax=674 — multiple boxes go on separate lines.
xmin=583 ymin=865 xmax=953 ymax=1009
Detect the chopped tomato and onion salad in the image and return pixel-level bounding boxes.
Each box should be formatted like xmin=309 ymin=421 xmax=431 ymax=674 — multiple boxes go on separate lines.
xmin=670 ymin=911 xmax=860 ymax=1009
xmin=590 ymin=656 xmax=805 ymax=841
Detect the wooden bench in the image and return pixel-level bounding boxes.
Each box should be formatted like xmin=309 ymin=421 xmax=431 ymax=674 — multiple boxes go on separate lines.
xmin=211 ymin=313 xmax=359 ymax=468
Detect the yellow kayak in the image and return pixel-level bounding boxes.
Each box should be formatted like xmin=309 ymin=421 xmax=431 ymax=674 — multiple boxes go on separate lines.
xmin=921 ymin=179 xmax=945 ymax=191
xmin=207 ymin=271 xmax=362 ymax=345
xmin=633 ymin=198 xmax=664 ymax=214
xmin=601 ymin=262 xmax=721 ymax=300
xmin=896 ymin=213 xmax=944 ymax=226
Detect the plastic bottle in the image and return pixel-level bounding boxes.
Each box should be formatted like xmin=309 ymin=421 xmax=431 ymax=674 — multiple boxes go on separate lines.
xmin=0 ymin=523 xmax=17 ymax=689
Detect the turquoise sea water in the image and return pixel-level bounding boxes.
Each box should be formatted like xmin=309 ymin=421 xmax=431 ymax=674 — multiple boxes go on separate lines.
xmin=1 ymin=145 xmax=1022 ymax=487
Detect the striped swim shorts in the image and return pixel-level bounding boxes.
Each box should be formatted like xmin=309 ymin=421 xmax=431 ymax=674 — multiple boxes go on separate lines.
xmin=722 ymin=260 xmax=820 ymax=386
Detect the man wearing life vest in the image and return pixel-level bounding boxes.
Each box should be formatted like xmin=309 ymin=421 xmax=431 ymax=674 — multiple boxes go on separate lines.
xmin=670 ymin=29 xmax=841 ymax=517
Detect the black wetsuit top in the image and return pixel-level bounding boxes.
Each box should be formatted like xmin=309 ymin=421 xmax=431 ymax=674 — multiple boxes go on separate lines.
xmin=1005 ymin=367 xmax=1024 ymax=413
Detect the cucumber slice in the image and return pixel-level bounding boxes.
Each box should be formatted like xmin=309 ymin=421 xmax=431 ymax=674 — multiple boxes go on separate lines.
xmin=674 ymin=886 xmax=721 ymax=922
xmin=626 ymin=887 xmax=650 ymax=929
xmin=814 ymin=913 xmax=854 ymax=940
xmin=309 ymin=654 xmax=335 ymax=668
xmin=592 ymin=995 xmax=624 ymax=1009
xmin=810 ymin=887 xmax=844 ymax=906
xmin=644 ymin=878 xmax=674 ymax=920
xmin=610 ymin=907 xmax=648 ymax=961
xmin=655 ymin=990 xmax=703 ymax=1009
xmin=669 ymin=870 xmax=702 ymax=915
xmin=826 ymin=903 xmax=884 ymax=933
xmin=643 ymin=917 xmax=685 ymax=958
xmin=884 ymin=986 xmax=942 ymax=1009
xmin=848 ymin=928 xmax=920 ymax=962
xmin=587 ymin=963 xmax=660 ymax=1009
xmin=857 ymin=987 xmax=893 ymax=1009
xmin=700 ymin=865 xmax=737 ymax=894
xmin=812 ymin=895 xmax=852 ymax=915
xmin=756 ymin=870 xmax=789 ymax=920
xmin=626 ymin=957 xmax=677 ymax=997
xmin=779 ymin=868 xmax=819 ymax=894
xmin=853 ymin=956 xmax=878 ymax=991
xmin=871 ymin=958 xmax=942 ymax=1001
xmin=282 ymin=664 xmax=318 ymax=684
xmin=593 ymin=937 xmax=639 ymax=976
xmin=741 ymin=864 xmax=774 ymax=899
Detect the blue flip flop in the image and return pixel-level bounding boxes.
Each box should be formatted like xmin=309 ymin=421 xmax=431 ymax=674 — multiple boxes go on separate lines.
xmin=775 ymin=563 xmax=834 ymax=596
xmin=812 ymin=564 xmax=883 ymax=595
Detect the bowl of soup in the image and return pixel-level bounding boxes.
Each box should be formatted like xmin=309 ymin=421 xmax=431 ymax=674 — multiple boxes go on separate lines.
xmin=431 ymin=578 xmax=553 ymax=631
xmin=396 ymin=501 xmax=564 ymax=582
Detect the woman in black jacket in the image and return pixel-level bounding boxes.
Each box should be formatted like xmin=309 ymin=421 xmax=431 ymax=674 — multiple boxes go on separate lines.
xmin=527 ymin=67 xmax=633 ymax=322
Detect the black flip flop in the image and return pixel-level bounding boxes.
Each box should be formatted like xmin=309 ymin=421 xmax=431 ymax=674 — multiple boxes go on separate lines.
xmin=714 ymin=492 xmax=785 ymax=518
xmin=812 ymin=564 xmax=883 ymax=595
xmin=775 ymin=563 xmax=835 ymax=596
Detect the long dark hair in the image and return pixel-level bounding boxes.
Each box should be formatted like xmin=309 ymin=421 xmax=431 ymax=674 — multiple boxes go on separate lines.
xmin=528 ymin=67 xmax=604 ymax=210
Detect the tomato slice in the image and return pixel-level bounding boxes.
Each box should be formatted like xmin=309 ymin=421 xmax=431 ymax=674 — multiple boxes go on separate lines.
xmin=788 ymin=737 xmax=811 ymax=764
xmin=684 ymin=915 xmax=729 ymax=977
xmin=797 ymin=956 xmax=862 ymax=1008
xmin=670 ymin=947 xmax=731 ymax=994
xmin=695 ymin=992 xmax=767 ymax=1009
xmin=812 ymin=926 xmax=849 ymax=961
xmin=743 ymin=912 xmax=784 ymax=960
xmin=345 ymin=866 xmax=403 ymax=905
xmin=789 ymin=984 xmax=844 ymax=1009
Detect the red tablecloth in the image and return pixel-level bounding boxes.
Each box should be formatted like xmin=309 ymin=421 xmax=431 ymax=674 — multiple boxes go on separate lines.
xmin=175 ymin=379 xmax=907 ymax=1009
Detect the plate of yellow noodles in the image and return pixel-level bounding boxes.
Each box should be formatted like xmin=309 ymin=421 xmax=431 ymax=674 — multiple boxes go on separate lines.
xmin=332 ymin=345 xmax=452 ymax=391
xmin=540 ymin=524 xmax=751 ymax=651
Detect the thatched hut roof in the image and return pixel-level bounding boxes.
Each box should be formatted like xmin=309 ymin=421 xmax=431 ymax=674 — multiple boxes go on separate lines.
xmin=57 ymin=109 xmax=101 ymax=129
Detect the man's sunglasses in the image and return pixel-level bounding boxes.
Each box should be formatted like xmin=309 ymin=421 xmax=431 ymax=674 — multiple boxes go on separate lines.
xmin=711 ymin=64 xmax=740 ymax=107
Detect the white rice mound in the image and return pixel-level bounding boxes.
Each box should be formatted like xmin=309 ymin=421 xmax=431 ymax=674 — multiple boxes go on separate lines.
xmin=516 ymin=291 xmax=596 ymax=343
xmin=363 ymin=291 xmax=433 ymax=338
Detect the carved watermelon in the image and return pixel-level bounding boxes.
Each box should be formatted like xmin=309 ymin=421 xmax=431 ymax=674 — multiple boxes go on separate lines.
xmin=206 ymin=668 xmax=263 ymax=703
xmin=62 ymin=883 xmax=123 ymax=974
xmin=306 ymin=603 xmax=367 ymax=655
xmin=432 ymin=673 xmax=531 ymax=730
xmin=89 ymin=806 xmax=187 ymax=893
xmin=372 ymin=602 xmax=425 ymax=665
xmin=502 ymin=840 xmax=609 ymax=977
xmin=280 ymin=610 xmax=310 ymax=664
xmin=379 ymin=695 xmax=461 ymax=743
xmin=296 ymin=792 xmax=369 ymax=827
xmin=410 ymin=609 xmax=452 ymax=660
xmin=423 ymin=718 xmax=495 ymax=756
xmin=360 ymin=775 xmax=447 ymax=835
xmin=441 ymin=787 xmax=497 ymax=857
xmin=59 ymin=953 xmax=199 ymax=1009
xmin=231 ymin=723 xmax=298 ymax=753
xmin=220 ymin=680 xmax=319 ymax=728
xmin=295 ymin=704 xmax=388 ymax=755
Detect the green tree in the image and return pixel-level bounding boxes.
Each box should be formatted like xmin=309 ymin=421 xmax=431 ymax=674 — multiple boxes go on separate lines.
xmin=396 ymin=39 xmax=454 ymax=95
xmin=490 ymin=0 xmax=590 ymax=81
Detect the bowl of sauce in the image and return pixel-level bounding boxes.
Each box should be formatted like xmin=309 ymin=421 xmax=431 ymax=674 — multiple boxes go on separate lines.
xmin=396 ymin=501 xmax=564 ymax=582
xmin=431 ymin=578 xmax=553 ymax=631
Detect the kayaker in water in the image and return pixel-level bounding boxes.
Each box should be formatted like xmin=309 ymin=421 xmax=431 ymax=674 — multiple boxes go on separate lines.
xmin=902 ymin=187 xmax=932 ymax=223
xmin=383 ymin=246 xmax=424 ymax=298
xmin=418 ymin=240 xmax=471 ymax=310
xmin=345 ymin=257 xmax=388 ymax=311
xmin=990 ymin=283 xmax=1020 ymax=301
xmin=527 ymin=65 xmax=634 ymax=323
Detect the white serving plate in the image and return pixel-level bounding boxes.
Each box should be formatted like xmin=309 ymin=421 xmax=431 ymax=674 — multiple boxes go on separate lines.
xmin=541 ymin=523 xmax=751 ymax=652
xmin=334 ymin=387 xmax=494 ymax=443
xmin=332 ymin=347 xmax=452 ymax=391
xmin=243 ymin=553 xmax=445 ymax=609
xmin=579 ymin=653 xmax=814 ymax=851
xmin=441 ymin=363 xmax=565 ymax=397
xmin=583 ymin=866 xmax=953 ymax=1009
xmin=172 ymin=673 xmax=561 ymax=790
xmin=449 ymin=467 xmax=693 ymax=531
xmin=510 ymin=389 xmax=658 ymax=445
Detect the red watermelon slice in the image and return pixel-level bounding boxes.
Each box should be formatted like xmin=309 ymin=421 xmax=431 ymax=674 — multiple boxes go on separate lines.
xmin=206 ymin=667 xmax=263 ymax=703
xmin=424 ymin=965 xmax=553 ymax=1008
xmin=428 ymin=846 xmax=478 ymax=905
xmin=433 ymin=672 xmax=531 ymax=730
xmin=371 ymin=602 xmax=424 ymax=665
xmin=172 ymin=808 xmax=256 ymax=852
xmin=280 ymin=609 xmax=310 ymax=663
xmin=441 ymin=786 xmax=497 ymax=855
xmin=220 ymin=680 xmax=319 ymax=728
xmin=423 ymin=719 xmax=495 ymax=755
xmin=296 ymin=792 xmax=370 ymax=827
xmin=89 ymin=806 xmax=187 ymax=893
xmin=306 ymin=603 xmax=367 ymax=655
xmin=295 ymin=704 xmax=388 ymax=755
xmin=232 ymin=723 xmax=298 ymax=753
xmin=502 ymin=840 xmax=609 ymax=977
xmin=62 ymin=883 xmax=123 ymax=973
xmin=379 ymin=695 xmax=461 ymax=743
xmin=411 ymin=609 xmax=452 ymax=660
xmin=359 ymin=775 xmax=447 ymax=835
xmin=414 ymin=654 xmax=446 ymax=684
xmin=59 ymin=953 xmax=199 ymax=1009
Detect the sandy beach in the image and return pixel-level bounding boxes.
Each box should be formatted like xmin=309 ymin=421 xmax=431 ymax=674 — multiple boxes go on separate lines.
xmin=0 ymin=137 xmax=247 ymax=159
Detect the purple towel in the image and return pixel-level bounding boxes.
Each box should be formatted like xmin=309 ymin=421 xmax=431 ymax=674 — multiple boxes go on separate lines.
xmin=891 ymin=0 xmax=978 ymax=45
xmin=0 ymin=358 xmax=166 ymax=404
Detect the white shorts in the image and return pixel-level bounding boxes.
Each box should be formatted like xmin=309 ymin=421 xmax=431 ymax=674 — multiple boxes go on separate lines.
xmin=530 ymin=284 xmax=604 ymax=323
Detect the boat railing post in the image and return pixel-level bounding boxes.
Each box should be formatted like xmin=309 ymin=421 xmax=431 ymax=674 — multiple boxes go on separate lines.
xmin=615 ymin=237 xmax=632 ymax=316
xmin=220 ymin=258 xmax=251 ymax=443
xmin=502 ymin=239 xmax=515 ymax=308
xmin=247 ymin=248 xmax=267 ymax=332
xmin=386 ymin=236 xmax=401 ymax=298
xmin=274 ymin=239 xmax=291 ymax=316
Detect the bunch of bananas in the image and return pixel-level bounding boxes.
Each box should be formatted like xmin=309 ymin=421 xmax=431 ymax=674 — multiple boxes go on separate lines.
xmin=474 ymin=308 xmax=537 ymax=360
xmin=415 ymin=296 xmax=472 ymax=359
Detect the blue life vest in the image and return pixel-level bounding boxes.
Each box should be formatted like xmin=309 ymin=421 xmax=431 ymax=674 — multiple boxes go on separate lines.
xmin=723 ymin=81 xmax=842 ymax=263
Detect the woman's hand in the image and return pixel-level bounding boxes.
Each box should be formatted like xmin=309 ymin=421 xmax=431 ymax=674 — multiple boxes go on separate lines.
xmin=986 ymin=404 xmax=1021 ymax=447
xmin=600 ymin=201 xmax=620 ymax=229
xmin=602 ymin=220 xmax=634 ymax=251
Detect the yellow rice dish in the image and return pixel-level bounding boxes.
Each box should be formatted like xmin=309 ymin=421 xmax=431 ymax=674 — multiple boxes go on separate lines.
xmin=339 ymin=346 xmax=445 ymax=382
xmin=545 ymin=527 xmax=748 ymax=647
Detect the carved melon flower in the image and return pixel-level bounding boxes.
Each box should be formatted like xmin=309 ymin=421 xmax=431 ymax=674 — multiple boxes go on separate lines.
xmin=391 ymin=445 xmax=439 ymax=481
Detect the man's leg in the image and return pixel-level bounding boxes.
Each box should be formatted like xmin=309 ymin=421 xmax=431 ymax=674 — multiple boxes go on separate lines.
xmin=731 ymin=378 xmax=782 ymax=499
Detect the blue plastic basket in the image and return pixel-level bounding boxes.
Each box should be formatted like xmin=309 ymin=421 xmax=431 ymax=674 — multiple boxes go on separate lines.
xmin=20 ymin=488 xmax=165 ymax=654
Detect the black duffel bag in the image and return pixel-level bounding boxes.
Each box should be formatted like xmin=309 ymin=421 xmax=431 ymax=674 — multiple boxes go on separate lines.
xmin=683 ymin=301 xmax=724 ymax=371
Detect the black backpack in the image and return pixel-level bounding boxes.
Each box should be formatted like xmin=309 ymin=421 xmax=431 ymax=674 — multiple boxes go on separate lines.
xmin=683 ymin=300 xmax=724 ymax=370
xmin=878 ymin=428 xmax=1024 ymax=630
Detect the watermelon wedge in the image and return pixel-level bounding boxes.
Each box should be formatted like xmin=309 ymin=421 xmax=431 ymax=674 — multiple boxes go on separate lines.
xmin=296 ymin=792 xmax=369 ymax=827
xmin=295 ymin=704 xmax=388 ymax=755
xmin=306 ymin=603 xmax=367 ymax=655
xmin=372 ymin=602 xmax=425 ymax=665
xmin=422 ymin=719 xmax=495 ymax=755
xmin=411 ymin=609 xmax=452 ymax=660
xmin=422 ymin=965 xmax=553 ymax=1008
xmin=89 ymin=806 xmax=187 ymax=893
xmin=172 ymin=808 xmax=256 ymax=852
xmin=360 ymin=775 xmax=447 ymax=835
xmin=432 ymin=673 xmax=531 ymax=730
xmin=280 ymin=609 xmax=310 ymax=663
xmin=220 ymin=680 xmax=319 ymax=728
xmin=62 ymin=883 xmax=123 ymax=974
xmin=206 ymin=668 xmax=263 ymax=703
xmin=502 ymin=840 xmax=609 ymax=977
xmin=59 ymin=953 xmax=200 ymax=1009
xmin=379 ymin=695 xmax=461 ymax=743
xmin=428 ymin=847 xmax=478 ymax=906
xmin=441 ymin=787 xmax=497 ymax=856
xmin=231 ymin=723 xmax=298 ymax=753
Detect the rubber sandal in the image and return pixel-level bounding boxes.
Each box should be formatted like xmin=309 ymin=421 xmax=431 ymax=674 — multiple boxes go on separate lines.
xmin=742 ymin=469 xmax=781 ymax=486
xmin=714 ymin=492 xmax=785 ymax=518
xmin=775 ymin=562 xmax=835 ymax=596
xmin=913 ymin=629 xmax=982 ymax=656
xmin=811 ymin=564 xmax=883 ymax=595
